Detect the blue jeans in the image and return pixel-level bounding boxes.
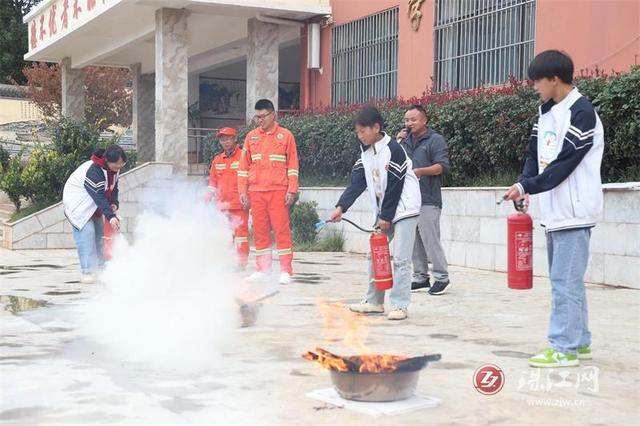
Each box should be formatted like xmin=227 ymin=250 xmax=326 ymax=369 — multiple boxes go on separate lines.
xmin=365 ymin=216 xmax=418 ymax=310
xmin=546 ymin=228 xmax=592 ymax=355
xmin=71 ymin=216 xmax=105 ymax=274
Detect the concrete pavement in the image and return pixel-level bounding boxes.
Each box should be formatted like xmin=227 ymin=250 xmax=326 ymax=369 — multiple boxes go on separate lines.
xmin=0 ymin=248 xmax=639 ymax=425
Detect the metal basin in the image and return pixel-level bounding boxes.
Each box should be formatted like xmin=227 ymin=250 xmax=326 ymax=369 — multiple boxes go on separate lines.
xmin=237 ymin=291 xmax=279 ymax=328
xmin=329 ymin=369 xmax=420 ymax=402
xmin=239 ymin=303 xmax=259 ymax=328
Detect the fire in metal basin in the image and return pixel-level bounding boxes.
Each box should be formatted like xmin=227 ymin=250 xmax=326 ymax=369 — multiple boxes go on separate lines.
xmin=304 ymin=347 xmax=441 ymax=402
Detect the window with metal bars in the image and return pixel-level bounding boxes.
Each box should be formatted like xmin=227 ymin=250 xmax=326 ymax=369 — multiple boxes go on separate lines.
xmin=331 ymin=7 xmax=399 ymax=106
xmin=434 ymin=0 xmax=536 ymax=92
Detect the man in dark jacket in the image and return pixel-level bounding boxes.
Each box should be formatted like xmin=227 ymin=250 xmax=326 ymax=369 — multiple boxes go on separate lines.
xmin=398 ymin=105 xmax=451 ymax=295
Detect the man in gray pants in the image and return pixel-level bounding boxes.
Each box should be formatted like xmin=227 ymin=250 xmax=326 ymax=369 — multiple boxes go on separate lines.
xmin=397 ymin=104 xmax=451 ymax=295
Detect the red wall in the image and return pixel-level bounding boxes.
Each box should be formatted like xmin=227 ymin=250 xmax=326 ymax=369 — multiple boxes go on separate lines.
xmin=301 ymin=0 xmax=435 ymax=108
xmin=397 ymin=0 xmax=434 ymax=99
xmin=535 ymin=0 xmax=639 ymax=74
xmin=301 ymin=0 xmax=640 ymax=108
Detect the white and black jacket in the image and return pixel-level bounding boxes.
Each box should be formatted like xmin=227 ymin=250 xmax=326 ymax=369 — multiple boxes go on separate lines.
xmin=516 ymin=88 xmax=604 ymax=232
xmin=337 ymin=133 xmax=421 ymax=225
xmin=63 ymin=160 xmax=119 ymax=230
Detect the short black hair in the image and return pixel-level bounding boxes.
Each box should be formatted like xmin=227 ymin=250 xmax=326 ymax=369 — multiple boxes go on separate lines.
xmin=355 ymin=106 xmax=384 ymax=129
xmin=254 ymin=98 xmax=275 ymax=111
xmin=528 ymin=50 xmax=574 ymax=84
xmin=105 ymin=144 xmax=127 ymax=163
xmin=407 ymin=104 xmax=427 ymax=118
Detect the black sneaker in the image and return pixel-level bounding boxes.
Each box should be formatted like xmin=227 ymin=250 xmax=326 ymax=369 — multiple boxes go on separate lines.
xmin=428 ymin=280 xmax=450 ymax=295
xmin=411 ymin=279 xmax=430 ymax=290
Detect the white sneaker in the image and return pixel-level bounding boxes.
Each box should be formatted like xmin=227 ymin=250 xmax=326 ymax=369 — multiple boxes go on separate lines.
xmin=245 ymin=271 xmax=269 ymax=283
xmin=349 ymin=301 xmax=384 ymax=314
xmin=388 ymin=308 xmax=408 ymax=320
xmin=80 ymin=274 xmax=95 ymax=284
xmin=279 ymin=272 xmax=293 ymax=285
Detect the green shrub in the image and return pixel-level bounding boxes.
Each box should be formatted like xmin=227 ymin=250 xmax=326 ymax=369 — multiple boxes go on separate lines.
xmin=290 ymin=200 xmax=320 ymax=246
xmin=577 ymin=68 xmax=640 ymax=182
xmin=314 ymin=230 xmax=345 ymax=252
xmin=21 ymin=146 xmax=66 ymax=205
xmin=0 ymin=153 xmax=27 ymax=211
xmin=203 ymin=68 xmax=640 ymax=186
xmin=202 ymin=133 xmax=220 ymax=167
xmin=122 ymin=149 xmax=137 ymax=173
xmin=50 ymin=117 xmax=102 ymax=166
xmin=0 ymin=143 xmax=10 ymax=171
xmin=2 ymin=118 xmax=138 ymax=213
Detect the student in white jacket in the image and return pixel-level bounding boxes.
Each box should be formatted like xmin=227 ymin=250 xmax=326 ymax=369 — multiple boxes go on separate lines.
xmin=504 ymin=50 xmax=604 ymax=368
xmin=330 ymin=107 xmax=421 ymax=320
xmin=63 ymin=145 xmax=126 ymax=283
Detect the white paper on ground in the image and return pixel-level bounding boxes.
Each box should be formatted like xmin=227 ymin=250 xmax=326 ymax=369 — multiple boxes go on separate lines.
xmin=306 ymin=388 xmax=441 ymax=416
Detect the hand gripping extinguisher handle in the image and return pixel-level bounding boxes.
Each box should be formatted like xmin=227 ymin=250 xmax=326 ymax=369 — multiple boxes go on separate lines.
xmin=513 ymin=199 xmax=528 ymax=214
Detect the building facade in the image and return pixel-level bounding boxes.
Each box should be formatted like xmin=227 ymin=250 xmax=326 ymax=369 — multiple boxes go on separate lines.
xmin=301 ymin=0 xmax=640 ymax=108
xmin=22 ymin=0 xmax=639 ymax=170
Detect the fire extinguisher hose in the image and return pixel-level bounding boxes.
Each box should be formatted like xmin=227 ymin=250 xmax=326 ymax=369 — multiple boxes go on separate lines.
xmin=341 ymin=217 xmax=375 ymax=233
xmin=315 ymin=218 xmax=375 ymax=233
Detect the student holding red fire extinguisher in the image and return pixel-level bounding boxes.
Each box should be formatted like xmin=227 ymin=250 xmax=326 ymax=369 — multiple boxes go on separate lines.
xmin=330 ymin=107 xmax=421 ymax=321
xmin=504 ymin=50 xmax=604 ymax=368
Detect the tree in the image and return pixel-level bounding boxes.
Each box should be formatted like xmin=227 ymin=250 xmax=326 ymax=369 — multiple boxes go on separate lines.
xmin=84 ymin=66 xmax=132 ymax=130
xmin=0 ymin=0 xmax=42 ymax=84
xmin=21 ymin=62 xmax=61 ymax=118
xmin=22 ymin=62 xmax=132 ymax=130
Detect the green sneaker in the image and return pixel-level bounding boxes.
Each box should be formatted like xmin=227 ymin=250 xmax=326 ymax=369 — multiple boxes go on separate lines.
xmin=528 ymin=348 xmax=579 ymax=368
xmin=577 ymin=347 xmax=592 ymax=360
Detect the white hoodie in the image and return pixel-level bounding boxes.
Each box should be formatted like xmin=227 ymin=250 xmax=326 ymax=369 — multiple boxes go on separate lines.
xmin=516 ymin=88 xmax=604 ymax=231
xmin=337 ymin=133 xmax=421 ymax=225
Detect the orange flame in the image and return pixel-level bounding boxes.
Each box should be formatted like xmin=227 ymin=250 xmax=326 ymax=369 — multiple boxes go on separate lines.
xmin=354 ymin=354 xmax=409 ymax=373
xmin=302 ymin=349 xmax=349 ymax=372
xmin=303 ymin=302 xmax=410 ymax=373
xmin=317 ymin=301 xmax=379 ymax=353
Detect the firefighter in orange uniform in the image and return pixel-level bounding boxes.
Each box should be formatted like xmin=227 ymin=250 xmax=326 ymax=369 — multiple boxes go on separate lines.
xmin=238 ymin=99 xmax=299 ymax=284
xmin=206 ymin=127 xmax=249 ymax=269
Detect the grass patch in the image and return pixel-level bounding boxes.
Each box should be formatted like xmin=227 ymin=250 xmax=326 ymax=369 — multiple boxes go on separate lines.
xmin=9 ymin=202 xmax=51 ymax=223
xmin=295 ymin=230 xmax=345 ymax=252
xmin=455 ymin=171 xmax=519 ymax=187
xmin=611 ymin=166 xmax=640 ymax=183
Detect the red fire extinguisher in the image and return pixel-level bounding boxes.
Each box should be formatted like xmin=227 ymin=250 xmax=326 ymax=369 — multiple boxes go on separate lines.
xmin=103 ymin=216 xmax=119 ymax=261
xmin=370 ymin=230 xmax=393 ymax=290
xmin=507 ymin=199 xmax=533 ymax=290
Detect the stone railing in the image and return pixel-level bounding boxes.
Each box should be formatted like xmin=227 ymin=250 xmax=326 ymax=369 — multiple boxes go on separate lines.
xmin=1 ymin=162 xmax=173 ymax=250
xmin=299 ymin=183 xmax=640 ymax=289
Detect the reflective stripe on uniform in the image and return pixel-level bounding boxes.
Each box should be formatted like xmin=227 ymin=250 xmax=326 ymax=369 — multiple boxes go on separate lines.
xmin=269 ymin=154 xmax=286 ymax=162
xmin=255 ymin=248 xmax=271 ymax=255
xmin=237 ymin=171 xmax=249 ymax=177
xmin=287 ymin=169 xmax=299 ymax=176
xmin=277 ymin=248 xmax=292 ymax=256
xmin=214 ymin=164 xmax=226 ymax=170
xmin=230 ymin=161 xmax=239 ymax=169
xmin=251 ymin=154 xmax=262 ymax=161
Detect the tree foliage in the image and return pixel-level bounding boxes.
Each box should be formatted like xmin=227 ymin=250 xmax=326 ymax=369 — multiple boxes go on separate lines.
xmin=22 ymin=62 xmax=132 ymax=130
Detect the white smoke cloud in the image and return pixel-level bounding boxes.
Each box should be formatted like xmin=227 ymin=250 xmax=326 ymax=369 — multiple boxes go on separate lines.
xmin=74 ymin=180 xmax=242 ymax=373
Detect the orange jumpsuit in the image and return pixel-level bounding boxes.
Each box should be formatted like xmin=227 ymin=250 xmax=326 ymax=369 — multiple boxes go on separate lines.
xmin=208 ymin=145 xmax=249 ymax=267
xmin=238 ymin=123 xmax=299 ymax=274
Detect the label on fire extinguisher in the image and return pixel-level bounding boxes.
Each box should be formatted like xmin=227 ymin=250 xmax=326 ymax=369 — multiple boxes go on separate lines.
xmin=515 ymin=231 xmax=532 ymax=271
xmin=372 ymin=246 xmax=392 ymax=275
